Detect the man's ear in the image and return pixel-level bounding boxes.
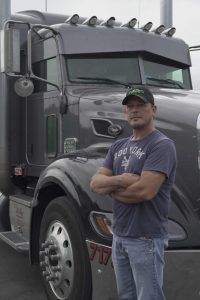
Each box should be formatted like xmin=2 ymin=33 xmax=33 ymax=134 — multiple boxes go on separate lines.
xmin=152 ymin=105 xmax=157 ymax=113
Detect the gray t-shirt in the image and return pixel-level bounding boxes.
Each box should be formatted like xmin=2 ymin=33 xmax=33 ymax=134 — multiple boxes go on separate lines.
xmin=103 ymin=129 xmax=177 ymax=238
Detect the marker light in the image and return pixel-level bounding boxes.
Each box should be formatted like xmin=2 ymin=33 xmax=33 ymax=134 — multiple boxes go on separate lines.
xmin=65 ymin=14 xmax=79 ymax=25
xmin=140 ymin=21 xmax=153 ymax=32
xmin=163 ymin=27 xmax=176 ymax=37
xmin=152 ymin=24 xmax=165 ymax=34
xmin=82 ymin=16 xmax=98 ymax=26
xmin=100 ymin=17 xmax=115 ymax=27
xmin=121 ymin=18 xmax=137 ymax=28
xmin=90 ymin=211 xmax=113 ymax=239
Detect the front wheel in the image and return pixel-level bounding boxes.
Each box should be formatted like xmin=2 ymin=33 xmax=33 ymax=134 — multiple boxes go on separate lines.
xmin=39 ymin=196 xmax=92 ymax=300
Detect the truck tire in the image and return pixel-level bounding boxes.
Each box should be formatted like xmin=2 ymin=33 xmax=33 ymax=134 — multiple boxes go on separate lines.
xmin=39 ymin=196 xmax=92 ymax=300
xmin=0 ymin=192 xmax=10 ymax=231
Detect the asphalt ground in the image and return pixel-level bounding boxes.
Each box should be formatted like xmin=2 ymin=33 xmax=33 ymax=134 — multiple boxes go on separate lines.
xmin=0 ymin=240 xmax=47 ymax=300
xmin=1 ymin=238 xmax=200 ymax=300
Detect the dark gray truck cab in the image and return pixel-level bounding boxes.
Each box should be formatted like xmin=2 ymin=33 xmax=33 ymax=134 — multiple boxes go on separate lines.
xmin=0 ymin=10 xmax=200 ymax=300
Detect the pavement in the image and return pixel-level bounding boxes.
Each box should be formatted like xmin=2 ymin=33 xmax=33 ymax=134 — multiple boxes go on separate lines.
xmin=1 ymin=238 xmax=200 ymax=300
xmin=0 ymin=240 xmax=47 ymax=300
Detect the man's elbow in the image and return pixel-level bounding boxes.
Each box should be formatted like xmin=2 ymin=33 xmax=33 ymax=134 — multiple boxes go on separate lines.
xmin=90 ymin=183 xmax=105 ymax=195
xmin=141 ymin=189 xmax=158 ymax=201
xmin=90 ymin=178 xmax=101 ymax=194
xmin=90 ymin=179 xmax=96 ymax=192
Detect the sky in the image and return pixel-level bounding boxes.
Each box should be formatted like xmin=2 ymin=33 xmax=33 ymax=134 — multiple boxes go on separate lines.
xmin=9 ymin=0 xmax=200 ymax=89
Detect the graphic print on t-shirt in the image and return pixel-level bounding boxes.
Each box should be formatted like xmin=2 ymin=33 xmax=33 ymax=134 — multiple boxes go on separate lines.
xmin=114 ymin=146 xmax=146 ymax=171
xmin=121 ymin=156 xmax=130 ymax=170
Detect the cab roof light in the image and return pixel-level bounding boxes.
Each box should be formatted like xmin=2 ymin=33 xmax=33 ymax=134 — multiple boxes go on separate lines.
xmin=140 ymin=21 xmax=153 ymax=32
xmin=152 ymin=24 xmax=165 ymax=34
xmin=163 ymin=27 xmax=176 ymax=37
xmin=121 ymin=18 xmax=137 ymax=28
xmin=100 ymin=17 xmax=115 ymax=27
xmin=65 ymin=14 xmax=79 ymax=25
xmin=82 ymin=16 xmax=98 ymax=26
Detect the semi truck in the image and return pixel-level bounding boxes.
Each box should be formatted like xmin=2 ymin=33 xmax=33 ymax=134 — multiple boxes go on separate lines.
xmin=0 ymin=5 xmax=200 ymax=300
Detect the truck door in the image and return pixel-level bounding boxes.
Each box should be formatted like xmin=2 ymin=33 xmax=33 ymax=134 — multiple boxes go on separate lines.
xmin=26 ymin=56 xmax=61 ymax=167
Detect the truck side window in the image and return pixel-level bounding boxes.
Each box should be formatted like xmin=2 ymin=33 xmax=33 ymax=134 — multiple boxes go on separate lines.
xmin=46 ymin=114 xmax=57 ymax=158
xmin=32 ymin=57 xmax=59 ymax=93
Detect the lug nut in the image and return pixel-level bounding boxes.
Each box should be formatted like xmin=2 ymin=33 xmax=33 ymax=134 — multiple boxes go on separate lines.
xmin=46 ymin=276 xmax=54 ymax=281
xmin=40 ymin=261 xmax=47 ymax=267
xmin=49 ymin=245 xmax=57 ymax=251
xmin=44 ymin=248 xmax=50 ymax=255
xmin=41 ymin=240 xmax=54 ymax=249
xmin=50 ymin=254 xmax=60 ymax=261
xmin=46 ymin=274 xmax=58 ymax=281
xmin=40 ymin=251 xmax=46 ymax=258
xmin=42 ymin=270 xmax=50 ymax=277
xmin=41 ymin=243 xmax=47 ymax=250
xmin=52 ymin=266 xmax=61 ymax=272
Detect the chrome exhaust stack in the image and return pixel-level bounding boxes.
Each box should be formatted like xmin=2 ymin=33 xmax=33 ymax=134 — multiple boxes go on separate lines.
xmin=0 ymin=0 xmax=11 ymax=194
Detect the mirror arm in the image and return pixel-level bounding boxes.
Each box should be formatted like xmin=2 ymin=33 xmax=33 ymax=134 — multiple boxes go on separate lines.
xmin=30 ymin=74 xmax=63 ymax=95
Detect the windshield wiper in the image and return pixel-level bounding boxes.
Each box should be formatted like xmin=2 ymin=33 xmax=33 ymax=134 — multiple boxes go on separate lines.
xmin=77 ymin=76 xmax=131 ymax=87
xmin=146 ymin=77 xmax=184 ymax=89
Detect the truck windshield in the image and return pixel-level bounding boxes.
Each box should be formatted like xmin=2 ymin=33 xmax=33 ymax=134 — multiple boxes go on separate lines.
xmin=143 ymin=59 xmax=191 ymax=89
xmin=66 ymin=55 xmax=141 ymax=86
xmin=65 ymin=55 xmax=191 ymax=89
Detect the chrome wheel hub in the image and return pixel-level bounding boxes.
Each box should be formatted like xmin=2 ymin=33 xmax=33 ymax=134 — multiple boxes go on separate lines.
xmin=40 ymin=221 xmax=74 ymax=299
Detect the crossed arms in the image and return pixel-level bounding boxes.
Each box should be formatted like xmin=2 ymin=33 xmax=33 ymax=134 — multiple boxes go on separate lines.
xmin=90 ymin=167 xmax=165 ymax=204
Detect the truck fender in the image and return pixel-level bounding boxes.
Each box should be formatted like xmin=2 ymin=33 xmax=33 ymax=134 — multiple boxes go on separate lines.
xmin=30 ymin=158 xmax=93 ymax=264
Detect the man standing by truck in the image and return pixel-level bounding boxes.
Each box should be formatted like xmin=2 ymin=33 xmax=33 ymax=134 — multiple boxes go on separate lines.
xmin=90 ymin=86 xmax=177 ymax=300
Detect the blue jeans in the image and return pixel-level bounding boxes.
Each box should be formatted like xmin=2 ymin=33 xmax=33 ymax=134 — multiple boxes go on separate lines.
xmin=112 ymin=234 xmax=167 ymax=300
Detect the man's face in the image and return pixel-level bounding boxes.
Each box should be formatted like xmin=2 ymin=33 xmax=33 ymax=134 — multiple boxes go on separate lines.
xmin=125 ymin=97 xmax=157 ymax=130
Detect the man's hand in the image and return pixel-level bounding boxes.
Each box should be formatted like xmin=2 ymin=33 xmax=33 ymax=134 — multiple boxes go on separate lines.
xmin=117 ymin=173 xmax=140 ymax=188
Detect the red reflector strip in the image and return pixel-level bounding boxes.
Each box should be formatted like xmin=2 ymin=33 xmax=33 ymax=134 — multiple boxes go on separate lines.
xmin=15 ymin=167 xmax=23 ymax=176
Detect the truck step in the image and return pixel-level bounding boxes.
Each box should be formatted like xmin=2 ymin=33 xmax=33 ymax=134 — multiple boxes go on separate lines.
xmin=0 ymin=231 xmax=29 ymax=253
xmin=10 ymin=194 xmax=32 ymax=207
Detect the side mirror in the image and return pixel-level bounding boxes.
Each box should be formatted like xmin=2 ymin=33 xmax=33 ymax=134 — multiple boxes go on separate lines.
xmin=0 ymin=28 xmax=20 ymax=73
xmin=14 ymin=77 xmax=34 ymax=97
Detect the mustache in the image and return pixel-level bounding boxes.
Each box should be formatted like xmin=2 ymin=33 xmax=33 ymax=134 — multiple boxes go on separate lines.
xmin=129 ymin=115 xmax=142 ymax=118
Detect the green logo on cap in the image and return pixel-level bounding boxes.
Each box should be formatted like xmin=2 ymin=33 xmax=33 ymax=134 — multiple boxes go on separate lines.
xmin=128 ymin=88 xmax=144 ymax=95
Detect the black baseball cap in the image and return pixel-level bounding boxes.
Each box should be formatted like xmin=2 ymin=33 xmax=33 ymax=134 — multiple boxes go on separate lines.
xmin=122 ymin=86 xmax=154 ymax=105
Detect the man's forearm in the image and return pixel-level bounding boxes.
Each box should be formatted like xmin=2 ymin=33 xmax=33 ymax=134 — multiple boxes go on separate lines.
xmin=92 ymin=185 xmax=120 ymax=195
xmin=90 ymin=173 xmax=139 ymax=195
xmin=111 ymin=172 xmax=164 ymax=203
xmin=111 ymin=188 xmax=142 ymax=203
xmin=90 ymin=174 xmax=121 ymax=195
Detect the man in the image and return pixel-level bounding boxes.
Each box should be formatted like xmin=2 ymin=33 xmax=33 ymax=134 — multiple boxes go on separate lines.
xmin=90 ymin=86 xmax=177 ymax=300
